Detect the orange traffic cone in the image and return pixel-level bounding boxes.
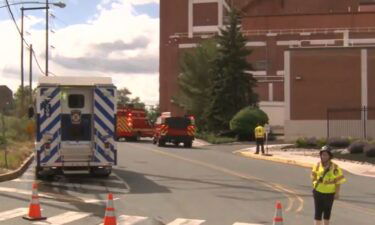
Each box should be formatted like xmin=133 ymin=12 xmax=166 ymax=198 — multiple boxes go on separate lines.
xmin=23 ymin=183 xmax=46 ymax=221
xmin=103 ymin=193 xmax=116 ymax=225
xmin=273 ymin=201 xmax=284 ymax=225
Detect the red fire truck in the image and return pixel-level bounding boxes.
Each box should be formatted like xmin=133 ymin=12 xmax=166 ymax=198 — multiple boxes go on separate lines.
xmin=116 ymin=107 xmax=153 ymax=141
xmin=153 ymin=112 xmax=196 ymax=148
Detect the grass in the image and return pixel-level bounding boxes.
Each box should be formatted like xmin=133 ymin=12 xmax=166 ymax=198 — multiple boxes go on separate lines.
xmin=332 ymin=152 xmax=375 ymax=165
xmin=196 ymin=133 xmax=237 ymax=144
xmin=0 ymin=114 xmax=34 ymax=172
xmin=0 ymin=141 xmax=33 ymax=172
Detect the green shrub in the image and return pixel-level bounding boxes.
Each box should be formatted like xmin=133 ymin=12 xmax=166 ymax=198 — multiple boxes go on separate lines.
xmin=364 ymin=144 xmax=375 ymax=158
xmin=196 ymin=132 xmax=236 ymax=144
xmin=348 ymin=141 xmax=367 ymax=154
xmin=317 ymin=138 xmax=327 ymax=148
xmin=296 ymin=137 xmax=308 ymax=148
xmin=229 ymin=107 xmax=268 ymax=141
xmin=328 ymin=137 xmax=350 ymax=148
xmin=0 ymin=115 xmax=30 ymax=142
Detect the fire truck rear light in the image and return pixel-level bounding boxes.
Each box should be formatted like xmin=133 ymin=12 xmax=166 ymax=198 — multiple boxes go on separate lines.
xmin=45 ymin=142 xmax=51 ymax=149
xmin=105 ymin=142 xmax=110 ymax=149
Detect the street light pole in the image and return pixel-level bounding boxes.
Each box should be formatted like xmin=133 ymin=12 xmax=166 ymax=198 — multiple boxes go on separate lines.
xmin=21 ymin=8 xmax=25 ymax=115
xmin=29 ymin=44 xmax=33 ymax=105
xmin=46 ymin=0 xmax=49 ymax=77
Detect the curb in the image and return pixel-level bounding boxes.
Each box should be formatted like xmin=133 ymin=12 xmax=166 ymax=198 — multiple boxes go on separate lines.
xmin=0 ymin=153 xmax=34 ymax=182
xmin=235 ymin=150 xmax=314 ymax=169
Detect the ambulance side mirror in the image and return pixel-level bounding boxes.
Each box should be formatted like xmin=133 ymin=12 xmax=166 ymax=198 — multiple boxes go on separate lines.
xmin=28 ymin=107 xmax=35 ymax=118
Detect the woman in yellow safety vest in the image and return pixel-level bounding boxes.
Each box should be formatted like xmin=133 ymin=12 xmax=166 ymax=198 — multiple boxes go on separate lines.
xmin=311 ymin=146 xmax=346 ymax=225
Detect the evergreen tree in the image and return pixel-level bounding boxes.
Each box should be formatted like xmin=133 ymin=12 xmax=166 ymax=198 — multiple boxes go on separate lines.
xmin=206 ymin=10 xmax=258 ymax=131
xmin=174 ymin=40 xmax=218 ymax=131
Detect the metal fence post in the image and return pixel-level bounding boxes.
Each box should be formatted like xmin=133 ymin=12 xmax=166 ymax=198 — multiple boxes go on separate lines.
xmin=363 ymin=106 xmax=367 ymax=140
xmin=327 ymin=109 xmax=330 ymax=140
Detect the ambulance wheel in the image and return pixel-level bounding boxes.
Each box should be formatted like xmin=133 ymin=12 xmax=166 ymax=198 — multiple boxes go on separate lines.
xmin=153 ymin=138 xmax=157 ymax=144
xmin=174 ymin=141 xmax=179 ymax=147
xmin=90 ymin=167 xmax=111 ymax=177
xmin=35 ymin=166 xmax=42 ymax=179
xmin=184 ymin=141 xmax=192 ymax=148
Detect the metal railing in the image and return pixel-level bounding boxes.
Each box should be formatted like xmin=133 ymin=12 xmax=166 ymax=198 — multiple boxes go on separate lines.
xmin=327 ymin=107 xmax=375 ymax=140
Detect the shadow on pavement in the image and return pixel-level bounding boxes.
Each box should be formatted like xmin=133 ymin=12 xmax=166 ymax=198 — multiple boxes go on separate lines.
xmin=113 ymin=169 xmax=171 ymax=194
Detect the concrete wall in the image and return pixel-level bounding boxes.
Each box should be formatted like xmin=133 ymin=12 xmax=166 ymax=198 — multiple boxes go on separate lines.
xmin=284 ymin=120 xmax=327 ymax=141
xmin=259 ymin=101 xmax=285 ymax=126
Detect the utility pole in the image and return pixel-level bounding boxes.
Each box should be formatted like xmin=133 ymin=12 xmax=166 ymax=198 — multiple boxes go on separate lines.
xmin=21 ymin=8 xmax=25 ymax=115
xmin=29 ymin=44 xmax=33 ymax=105
xmin=46 ymin=0 xmax=49 ymax=76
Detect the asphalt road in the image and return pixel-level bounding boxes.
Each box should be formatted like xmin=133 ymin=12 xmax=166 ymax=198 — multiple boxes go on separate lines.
xmin=0 ymin=140 xmax=374 ymax=225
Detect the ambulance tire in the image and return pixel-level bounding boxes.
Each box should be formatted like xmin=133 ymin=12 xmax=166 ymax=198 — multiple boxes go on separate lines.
xmin=184 ymin=141 xmax=192 ymax=148
xmin=35 ymin=166 xmax=42 ymax=179
xmin=90 ymin=167 xmax=111 ymax=177
xmin=153 ymin=138 xmax=157 ymax=144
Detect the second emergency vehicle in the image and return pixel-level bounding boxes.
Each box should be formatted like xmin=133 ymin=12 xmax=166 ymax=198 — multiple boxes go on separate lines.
xmin=153 ymin=112 xmax=196 ymax=148
xmin=116 ymin=106 xmax=153 ymax=141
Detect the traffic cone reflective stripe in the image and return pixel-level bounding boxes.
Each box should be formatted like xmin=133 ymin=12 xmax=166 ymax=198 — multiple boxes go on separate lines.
xmin=272 ymin=201 xmax=283 ymax=225
xmin=103 ymin=193 xmax=117 ymax=225
xmin=23 ymin=183 xmax=46 ymax=221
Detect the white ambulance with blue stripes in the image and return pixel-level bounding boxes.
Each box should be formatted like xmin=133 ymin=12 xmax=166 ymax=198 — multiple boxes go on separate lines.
xmin=33 ymin=76 xmax=117 ymax=178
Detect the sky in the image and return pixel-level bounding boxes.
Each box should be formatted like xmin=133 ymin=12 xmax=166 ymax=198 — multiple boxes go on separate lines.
xmin=0 ymin=0 xmax=160 ymax=105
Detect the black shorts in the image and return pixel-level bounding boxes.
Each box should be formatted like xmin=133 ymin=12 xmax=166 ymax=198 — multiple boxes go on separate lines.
xmin=313 ymin=189 xmax=335 ymax=220
xmin=256 ymin=138 xmax=264 ymax=145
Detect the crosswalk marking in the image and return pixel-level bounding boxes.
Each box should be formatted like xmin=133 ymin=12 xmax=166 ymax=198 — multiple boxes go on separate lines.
xmin=0 ymin=208 xmax=28 ymax=221
xmin=0 ymin=207 xmax=265 ymax=225
xmin=118 ymin=215 xmax=149 ymax=225
xmin=33 ymin=211 xmax=91 ymax=225
xmin=167 ymin=218 xmax=206 ymax=225
xmin=233 ymin=223 xmax=264 ymax=225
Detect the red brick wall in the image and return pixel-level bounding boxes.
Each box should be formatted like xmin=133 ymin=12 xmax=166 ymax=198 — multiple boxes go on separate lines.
xmin=193 ymin=3 xmax=218 ymax=26
xmin=290 ymin=48 xmax=362 ymax=120
xmin=254 ymin=83 xmax=268 ymax=101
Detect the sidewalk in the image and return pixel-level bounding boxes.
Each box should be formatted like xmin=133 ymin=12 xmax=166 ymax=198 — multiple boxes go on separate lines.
xmin=234 ymin=145 xmax=375 ymax=178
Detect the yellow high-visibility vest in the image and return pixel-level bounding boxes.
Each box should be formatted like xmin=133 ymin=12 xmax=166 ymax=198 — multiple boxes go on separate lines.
xmin=311 ymin=162 xmax=346 ymax=194
xmin=254 ymin=126 xmax=265 ymax=139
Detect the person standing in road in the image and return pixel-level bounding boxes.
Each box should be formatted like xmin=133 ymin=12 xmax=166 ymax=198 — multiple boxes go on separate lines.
xmin=254 ymin=123 xmax=265 ymax=154
xmin=311 ymin=146 xmax=346 ymax=225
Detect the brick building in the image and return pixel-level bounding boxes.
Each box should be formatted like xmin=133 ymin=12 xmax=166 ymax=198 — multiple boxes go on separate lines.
xmin=160 ymin=0 xmax=375 ymax=140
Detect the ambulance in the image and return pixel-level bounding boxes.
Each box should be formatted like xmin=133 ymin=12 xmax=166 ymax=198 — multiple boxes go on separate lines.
xmin=30 ymin=76 xmax=117 ymax=178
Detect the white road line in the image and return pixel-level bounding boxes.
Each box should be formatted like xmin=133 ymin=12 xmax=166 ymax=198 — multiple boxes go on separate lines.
xmin=233 ymin=223 xmax=264 ymax=225
xmin=0 ymin=208 xmax=28 ymax=221
xmin=167 ymin=218 xmax=206 ymax=225
xmin=118 ymin=215 xmax=149 ymax=225
xmin=98 ymin=215 xmax=148 ymax=225
xmin=12 ymin=178 xmax=35 ymax=182
xmin=0 ymin=187 xmax=107 ymax=204
xmin=33 ymin=211 xmax=91 ymax=225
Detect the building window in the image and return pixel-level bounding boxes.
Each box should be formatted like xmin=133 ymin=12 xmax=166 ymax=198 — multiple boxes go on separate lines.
xmin=253 ymin=60 xmax=268 ymax=71
xmin=68 ymin=94 xmax=85 ymax=108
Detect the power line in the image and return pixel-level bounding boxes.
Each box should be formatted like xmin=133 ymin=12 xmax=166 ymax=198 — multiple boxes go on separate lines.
xmin=32 ymin=49 xmax=45 ymax=75
xmin=4 ymin=0 xmax=46 ymax=76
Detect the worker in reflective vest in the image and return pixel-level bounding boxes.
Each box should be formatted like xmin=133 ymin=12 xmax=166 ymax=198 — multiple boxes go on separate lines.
xmin=311 ymin=146 xmax=346 ymax=225
xmin=254 ymin=123 xmax=265 ymax=154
